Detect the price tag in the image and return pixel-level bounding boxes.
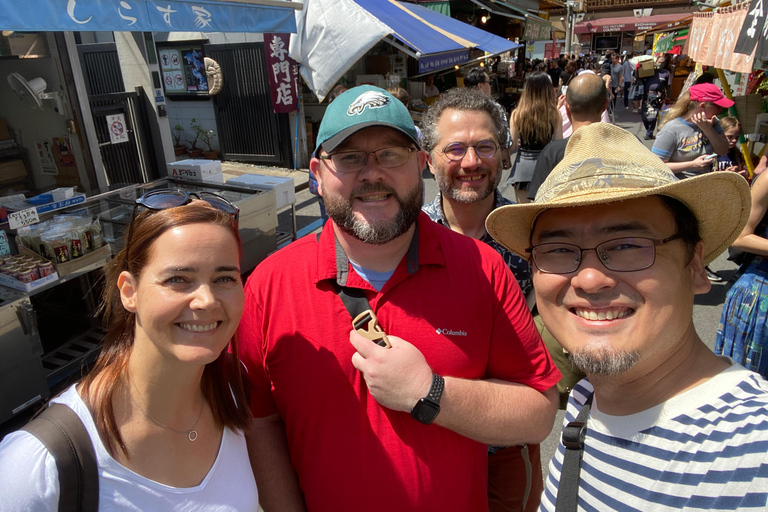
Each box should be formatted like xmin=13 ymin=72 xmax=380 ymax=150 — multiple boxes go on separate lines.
xmin=8 ymin=208 xmax=40 ymax=230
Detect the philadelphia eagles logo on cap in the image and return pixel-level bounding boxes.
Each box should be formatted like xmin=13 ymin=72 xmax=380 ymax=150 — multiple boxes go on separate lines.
xmin=347 ymin=91 xmax=390 ymax=116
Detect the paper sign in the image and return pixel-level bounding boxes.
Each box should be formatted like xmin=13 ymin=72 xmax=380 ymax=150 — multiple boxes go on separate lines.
xmin=36 ymin=140 xmax=57 ymax=175
xmin=0 ymin=230 xmax=10 ymax=257
xmin=8 ymin=207 xmax=40 ymax=230
xmin=107 ymin=114 xmax=129 ymax=144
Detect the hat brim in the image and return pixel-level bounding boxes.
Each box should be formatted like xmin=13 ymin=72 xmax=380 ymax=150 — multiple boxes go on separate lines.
xmin=714 ymin=97 xmax=735 ymax=108
xmin=317 ymin=122 xmax=421 ymax=156
xmin=486 ymin=171 xmax=750 ymax=266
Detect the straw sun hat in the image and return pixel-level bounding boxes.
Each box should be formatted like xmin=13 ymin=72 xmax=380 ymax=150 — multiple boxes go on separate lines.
xmin=486 ymin=123 xmax=751 ymax=265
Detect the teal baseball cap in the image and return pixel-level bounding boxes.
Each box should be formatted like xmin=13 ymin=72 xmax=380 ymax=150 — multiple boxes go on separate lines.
xmin=314 ymin=85 xmax=420 ymax=156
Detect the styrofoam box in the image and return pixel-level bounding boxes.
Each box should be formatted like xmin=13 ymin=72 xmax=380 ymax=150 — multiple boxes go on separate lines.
xmin=166 ymin=159 xmax=222 ymax=181
xmin=226 ymin=174 xmax=295 ymax=210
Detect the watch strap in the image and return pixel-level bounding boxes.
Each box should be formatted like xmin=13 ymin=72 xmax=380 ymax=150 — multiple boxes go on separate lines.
xmin=426 ymin=373 xmax=444 ymax=404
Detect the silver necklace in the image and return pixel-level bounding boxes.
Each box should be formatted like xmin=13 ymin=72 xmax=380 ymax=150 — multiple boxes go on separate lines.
xmin=127 ymin=379 xmax=204 ymax=442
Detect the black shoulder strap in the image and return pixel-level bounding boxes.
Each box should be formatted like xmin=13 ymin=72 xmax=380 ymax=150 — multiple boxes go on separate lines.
xmin=22 ymin=403 xmax=99 ymax=512
xmin=330 ymin=225 xmax=420 ymax=320
xmin=555 ymin=393 xmax=593 ymax=512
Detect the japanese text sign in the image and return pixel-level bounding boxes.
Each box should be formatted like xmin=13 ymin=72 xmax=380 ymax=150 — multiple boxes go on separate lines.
xmin=9 ymin=208 xmax=40 ymax=230
xmin=264 ymin=33 xmax=299 ymax=114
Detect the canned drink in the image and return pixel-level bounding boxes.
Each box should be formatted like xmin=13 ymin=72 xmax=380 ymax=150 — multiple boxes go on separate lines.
xmin=37 ymin=261 xmax=55 ymax=278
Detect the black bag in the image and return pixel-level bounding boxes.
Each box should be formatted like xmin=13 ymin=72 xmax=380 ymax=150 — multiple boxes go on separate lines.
xmin=21 ymin=403 xmax=99 ymax=512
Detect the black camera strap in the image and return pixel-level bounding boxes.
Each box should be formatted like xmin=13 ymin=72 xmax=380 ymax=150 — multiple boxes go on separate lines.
xmin=322 ymin=226 xmax=420 ymax=319
xmin=555 ymin=393 xmax=593 ymax=512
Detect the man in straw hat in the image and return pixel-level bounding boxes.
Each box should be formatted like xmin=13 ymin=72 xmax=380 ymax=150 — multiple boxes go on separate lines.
xmin=486 ymin=123 xmax=768 ymax=510
xmin=239 ymin=85 xmax=560 ymax=512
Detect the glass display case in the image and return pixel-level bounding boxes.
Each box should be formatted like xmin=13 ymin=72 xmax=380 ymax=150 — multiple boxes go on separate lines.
xmin=0 ymin=177 xmax=278 ymax=426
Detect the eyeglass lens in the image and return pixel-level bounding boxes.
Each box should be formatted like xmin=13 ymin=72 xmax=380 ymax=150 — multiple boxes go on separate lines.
xmin=532 ymin=237 xmax=659 ymax=274
xmin=443 ymin=141 xmax=498 ymax=161
xmin=327 ymin=147 xmax=412 ymax=173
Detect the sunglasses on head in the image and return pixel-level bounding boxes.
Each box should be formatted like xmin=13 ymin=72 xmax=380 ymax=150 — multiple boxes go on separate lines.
xmin=135 ymin=189 xmax=239 ymax=219
xmin=123 ymin=189 xmax=239 ymax=268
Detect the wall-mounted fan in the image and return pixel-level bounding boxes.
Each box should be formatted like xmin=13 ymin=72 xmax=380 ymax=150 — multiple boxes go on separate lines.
xmin=7 ymin=73 xmax=65 ymax=115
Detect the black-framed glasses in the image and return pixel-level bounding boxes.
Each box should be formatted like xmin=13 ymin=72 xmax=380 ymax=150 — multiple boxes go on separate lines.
xmin=527 ymin=235 xmax=681 ymax=274
xmin=440 ymin=140 xmax=498 ymax=161
xmin=319 ymin=146 xmax=416 ymax=174
xmin=123 ymin=189 xmax=239 ymax=267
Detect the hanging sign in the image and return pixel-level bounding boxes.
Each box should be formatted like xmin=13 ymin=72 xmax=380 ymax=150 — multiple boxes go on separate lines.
xmin=107 ymin=114 xmax=129 ymax=144
xmin=735 ymin=0 xmax=766 ymax=58
xmin=264 ymin=33 xmax=299 ymax=114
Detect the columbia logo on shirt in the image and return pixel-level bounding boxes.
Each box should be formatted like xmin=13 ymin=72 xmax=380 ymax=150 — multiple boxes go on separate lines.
xmin=436 ymin=328 xmax=467 ymax=336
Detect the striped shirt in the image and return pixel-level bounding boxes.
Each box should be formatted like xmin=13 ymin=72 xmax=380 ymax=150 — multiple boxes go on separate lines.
xmin=541 ymin=364 xmax=768 ymax=511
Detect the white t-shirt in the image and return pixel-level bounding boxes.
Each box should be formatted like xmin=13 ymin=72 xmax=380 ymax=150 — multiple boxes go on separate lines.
xmin=0 ymin=385 xmax=258 ymax=511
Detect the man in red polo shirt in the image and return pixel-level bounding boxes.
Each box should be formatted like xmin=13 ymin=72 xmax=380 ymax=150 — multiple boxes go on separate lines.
xmin=239 ymin=85 xmax=560 ymax=512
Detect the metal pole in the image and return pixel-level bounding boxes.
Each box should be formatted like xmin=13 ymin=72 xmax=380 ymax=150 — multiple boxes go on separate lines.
xmin=565 ymin=2 xmax=573 ymax=57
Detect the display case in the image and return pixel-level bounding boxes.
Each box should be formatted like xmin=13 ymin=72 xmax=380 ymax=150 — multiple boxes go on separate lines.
xmin=0 ymin=177 xmax=278 ymax=425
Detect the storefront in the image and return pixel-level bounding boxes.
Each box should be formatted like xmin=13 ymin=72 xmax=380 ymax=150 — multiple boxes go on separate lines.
xmin=0 ymin=0 xmax=301 ymax=428
xmin=575 ymin=13 xmax=688 ymax=54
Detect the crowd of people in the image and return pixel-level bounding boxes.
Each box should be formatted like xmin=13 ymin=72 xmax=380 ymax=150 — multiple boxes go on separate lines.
xmin=1 ymin=55 xmax=768 ymax=512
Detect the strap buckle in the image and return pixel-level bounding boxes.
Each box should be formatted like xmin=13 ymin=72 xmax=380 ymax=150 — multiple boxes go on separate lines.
xmin=352 ymin=309 xmax=391 ymax=348
xmin=562 ymin=421 xmax=588 ymax=450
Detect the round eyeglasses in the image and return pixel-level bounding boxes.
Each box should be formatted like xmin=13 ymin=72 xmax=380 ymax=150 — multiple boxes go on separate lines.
xmin=527 ymin=235 xmax=681 ymax=274
xmin=319 ymin=146 xmax=416 ymax=174
xmin=440 ymin=140 xmax=498 ymax=161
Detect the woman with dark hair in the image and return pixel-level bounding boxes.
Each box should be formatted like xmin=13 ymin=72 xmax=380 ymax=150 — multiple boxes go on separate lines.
xmin=557 ymin=59 xmax=579 ymax=94
xmin=0 ymin=191 xmax=256 ymax=510
xmin=506 ymin=71 xmax=563 ymax=204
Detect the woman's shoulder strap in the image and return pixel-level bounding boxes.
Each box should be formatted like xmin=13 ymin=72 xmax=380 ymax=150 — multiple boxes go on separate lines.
xmin=21 ymin=403 xmax=99 ymax=512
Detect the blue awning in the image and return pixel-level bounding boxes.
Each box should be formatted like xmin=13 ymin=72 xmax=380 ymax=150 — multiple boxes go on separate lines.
xmin=2 ymin=0 xmax=299 ymax=33
xmin=353 ymin=0 xmax=519 ymax=57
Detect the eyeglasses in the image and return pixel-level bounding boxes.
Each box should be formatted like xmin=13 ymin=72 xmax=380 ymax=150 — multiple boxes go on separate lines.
xmin=123 ymin=189 xmax=239 ymax=266
xmin=527 ymin=235 xmax=681 ymax=274
xmin=135 ymin=189 xmax=239 ymax=218
xmin=319 ymin=146 xmax=416 ymax=174
xmin=440 ymin=140 xmax=498 ymax=161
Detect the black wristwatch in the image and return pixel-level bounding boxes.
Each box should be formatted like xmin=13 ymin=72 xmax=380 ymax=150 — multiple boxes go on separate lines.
xmin=410 ymin=373 xmax=444 ymax=425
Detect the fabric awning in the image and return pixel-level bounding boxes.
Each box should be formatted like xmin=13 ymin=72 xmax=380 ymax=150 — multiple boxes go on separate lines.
xmin=468 ymin=0 xmax=525 ymax=21
xmin=2 ymin=0 xmax=300 ymax=33
xmin=635 ymin=15 xmax=692 ymax=37
xmin=289 ymin=0 xmax=521 ymax=101
xmin=575 ymin=13 xmax=685 ymax=34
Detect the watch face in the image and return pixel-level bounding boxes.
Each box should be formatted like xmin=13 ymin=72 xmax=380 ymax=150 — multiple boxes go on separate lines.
xmin=411 ymin=399 xmax=440 ymax=425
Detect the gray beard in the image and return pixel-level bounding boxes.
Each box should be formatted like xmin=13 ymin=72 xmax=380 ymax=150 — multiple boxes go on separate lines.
xmin=434 ymin=167 xmax=499 ymax=205
xmin=323 ymin=181 xmax=423 ymax=245
xmin=569 ymin=348 xmax=641 ymax=376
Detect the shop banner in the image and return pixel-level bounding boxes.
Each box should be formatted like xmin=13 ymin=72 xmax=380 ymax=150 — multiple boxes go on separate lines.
xmin=544 ymin=42 xmax=562 ymax=59
xmin=418 ymin=50 xmax=469 ymax=74
xmin=522 ymin=18 xmax=552 ymax=41
xmin=734 ymin=0 xmax=766 ymax=57
xmin=689 ymin=8 xmax=754 ymax=74
xmin=655 ymin=32 xmax=676 ymax=53
xmin=264 ymin=33 xmax=299 ymax=114
xmin=2 ymin=0 xmax=297 ymax=33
